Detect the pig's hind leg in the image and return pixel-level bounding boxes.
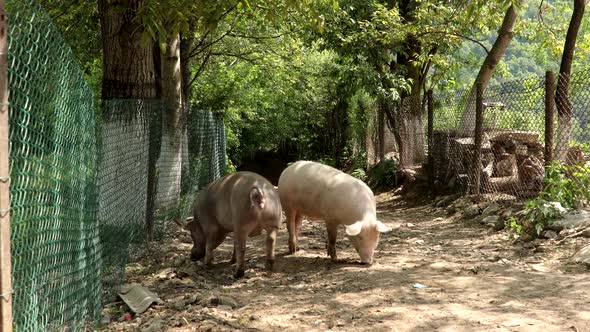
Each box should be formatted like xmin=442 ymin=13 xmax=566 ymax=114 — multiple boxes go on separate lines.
xmin=286 ymin=209 xmax=303 ymax=254
xmin=233 ymin=221 xmax=258 ymax=278
xmin=265 ymin=227 xmax=278 ymax=271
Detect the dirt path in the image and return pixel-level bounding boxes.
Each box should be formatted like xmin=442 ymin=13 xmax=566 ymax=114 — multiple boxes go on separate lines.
xmin=100 ymin=193 xmax=590 ymax=332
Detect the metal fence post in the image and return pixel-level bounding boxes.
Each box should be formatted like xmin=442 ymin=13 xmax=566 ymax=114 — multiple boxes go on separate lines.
xmin=0 ymin=1 xmax=13 ymax=331
xmin=427 ymin=89 xmax=434 ymax=179
xmin=545 ymin=71 xmax=556 ymax=165
xmin=473 ymin=82 xmax=484 ymax=196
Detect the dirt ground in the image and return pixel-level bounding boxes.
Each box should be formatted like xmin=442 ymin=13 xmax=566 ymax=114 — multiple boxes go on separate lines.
xmin=99 ymin=193 xmax=590 ymax=332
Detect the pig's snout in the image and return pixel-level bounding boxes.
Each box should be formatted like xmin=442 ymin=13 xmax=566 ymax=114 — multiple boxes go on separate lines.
xmin=359 ymin=251 xmax=374 ymax=266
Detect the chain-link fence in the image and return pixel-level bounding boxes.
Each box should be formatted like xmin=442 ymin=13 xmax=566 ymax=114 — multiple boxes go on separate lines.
xmin=4 ymin=1 xmax=226 ymax=330
xmin=7 ymin=0 xmax=101 ymax=330
xmin=431 ymin=71 xmax=590 ymax=199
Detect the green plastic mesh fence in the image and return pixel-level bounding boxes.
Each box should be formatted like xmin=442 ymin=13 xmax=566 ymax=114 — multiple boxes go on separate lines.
xmin=98 ymin=99 xmax=153 ymax=302
xmin=7 ymin=0 xmax=101 ymax=330
xmin=6 ymin=2 xmax=227 ymax=330
xmin=173 ymin=108 xmax=226 ymax=222
xmin=432 ymin=71 xmax=590 ymax=199
xmin=148 ymin=103 xmax=227 ymax=236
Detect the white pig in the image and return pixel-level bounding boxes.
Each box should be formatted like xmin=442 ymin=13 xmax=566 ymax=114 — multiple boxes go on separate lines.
xmin=277 ymin=160 xmax=391 ymax=264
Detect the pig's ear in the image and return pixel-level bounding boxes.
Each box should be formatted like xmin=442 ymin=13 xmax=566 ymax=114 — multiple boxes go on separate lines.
xmin=345 ymin=221 xmax=363 ymax=236
xmin=374 ymin=220 xmax=391 ymax=233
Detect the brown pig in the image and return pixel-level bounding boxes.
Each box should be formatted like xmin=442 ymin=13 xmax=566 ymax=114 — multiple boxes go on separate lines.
xmin=278 ymin=161 xmax=391 ymax=265
xmin=186 ymin=171 xmax=282 ymax=278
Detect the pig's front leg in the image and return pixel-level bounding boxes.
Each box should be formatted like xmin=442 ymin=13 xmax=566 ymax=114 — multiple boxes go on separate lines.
xmin=229 ymin=249 xmax=236 ymax=265
xmin=191 ymin=244 xmax=205 ymax=262
xmin=265 ymin=227 xmax=278 ymax=271
xmin=203 ymin=227 xmax=228 ymax=267
xmin=326 ymin=222 xmax=338 ymax=261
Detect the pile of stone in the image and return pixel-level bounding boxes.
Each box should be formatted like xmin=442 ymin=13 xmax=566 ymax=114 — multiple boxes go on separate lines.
xmin=443 ymin=130 xmax=545 ymax=196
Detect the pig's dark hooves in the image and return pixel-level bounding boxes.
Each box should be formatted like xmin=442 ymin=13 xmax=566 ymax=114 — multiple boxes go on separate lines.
xmin=190 ymin=251 xmax=205 ymax=262
xmin=265 ymin=260 xmax=275 ymax=272
xmin=233 ymin=269 xmax=245 ymax=279
xmin=288 ymin=245 xmax=300 ymax=255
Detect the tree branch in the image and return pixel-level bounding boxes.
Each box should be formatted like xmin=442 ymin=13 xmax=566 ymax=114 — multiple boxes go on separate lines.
xmin=189 ymin=12 xmax=244 ymax=58
xmin=188 ymin=1 xmax=241 ymax=57
xmin=537 ymin=0 xmax=562 ymax=41
xmin=416 ymin=30 xmax=490 ymax=54
xmin=227 ymin=32 xmax=286 ymax=40
xmin=187 ymin=51 xmax=212 ymax=91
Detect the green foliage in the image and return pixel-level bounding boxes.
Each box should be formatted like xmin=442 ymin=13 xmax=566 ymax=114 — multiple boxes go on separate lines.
xmin=225 ymin=156 xmax=237 ymax=174
xmin=543 ymin=162 xmax=590 ymax=209
xmin=351 ymin=168 xmax=368 ymax=182
xmin=38 ymin=0 xmax=102 ymax=96
xmin=438 ymin=0 xmax=590 ymax=92
xmin=191 ymin=15 xmax=376 ymax=166
xmin=525 ymin=198 xmax=565 ymax=235
xmin=510 ymin=162 xmax=590 ymax=238
xmin=507 ymin=217 xmax=522 ymax=239
xmin=508 ymin=198 xmax=565 ymax=238
xmin=368 ymin=159 xmax=399 ymax=189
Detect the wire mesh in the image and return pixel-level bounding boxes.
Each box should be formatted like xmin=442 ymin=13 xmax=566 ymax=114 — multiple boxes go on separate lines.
xmin=98 ymin=99 xmax=152 ymax=302
xmin=7 ymin=0 xmax=101 ymax=330
xmin=549 ymin=71 xmax=590 ymax=206
xmin=174 ymin=109 xmax=226 ymax=220
xmin=432 ymin=71 xmax=590 ymax=199
xmin=5 ymin=2 xmax=227 ymax=330
xmin=431 ymin=89 xmax=471 ymax=192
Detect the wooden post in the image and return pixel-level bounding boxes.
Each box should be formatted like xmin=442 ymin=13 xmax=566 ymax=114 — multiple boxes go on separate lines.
xmin=0 ymin=1 xmax=12 ymax=331
xmin=545 ymin=71 xmax=556 ymax=165
xmin=473 ymin=82 xmax=484 ymax=196
xmin=427 ymin=89 xmax=434 ymax=176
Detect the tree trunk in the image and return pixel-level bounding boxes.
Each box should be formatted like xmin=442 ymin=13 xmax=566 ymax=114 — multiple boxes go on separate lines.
xmin=157 ymin=33 xmax=185 ymax=208
xmin=397 ymin=0 xmax=425 ymax=167
xmin=180 ymin=30 xmax=195 ymax=103
xmin=380 ymin=97 xmax=403 ymax=161
xmin=378 ymin=105 xmax=385 ymax=161
xmin=460 ymin=4 xmax=518 ymax=133
xmin=555 ymin=0 xmax=587 ymax=162
xmin=179 ymin=30 xmax=194 ymax=196
xmin=99 ymin=0 xmax=158 ymax=99
xmin=98 ymin=0 xmax=158 ymax=240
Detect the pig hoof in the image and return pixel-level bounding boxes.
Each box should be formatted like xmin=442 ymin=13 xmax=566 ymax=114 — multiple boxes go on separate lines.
xmin=265 ymin=260 xmax=275 ymax=272
xmin=190 ymin=253 xmax=204 ymax=262
xmin=288 ymin=245 xmax=300 ymax=255
xmin=233 ymin=268 xmax=245 ymax=279
xmin=190 ymin=248 xmax=205 ymax=262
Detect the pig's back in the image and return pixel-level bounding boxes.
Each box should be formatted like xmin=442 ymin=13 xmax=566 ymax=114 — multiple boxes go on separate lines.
xmin=208 ymin=172 xmax=280 ymax=226
xmin=278 ymin=161 xmax=375 ymax=224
